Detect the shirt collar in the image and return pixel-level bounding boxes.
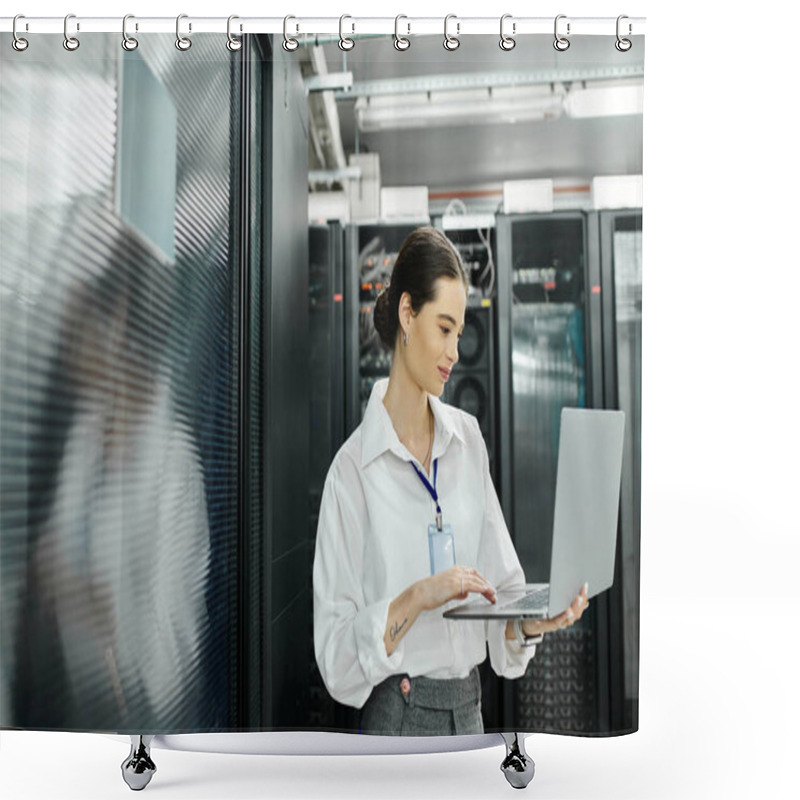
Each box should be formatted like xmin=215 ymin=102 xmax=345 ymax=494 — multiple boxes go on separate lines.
xmin=360 ymin=377 xmax=465 ymax=469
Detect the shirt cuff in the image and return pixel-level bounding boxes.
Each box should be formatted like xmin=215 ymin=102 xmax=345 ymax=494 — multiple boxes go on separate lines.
xmin=353 ymin=596 xmax=406 ymax=687
xmin=487 ymin=619 xmax=536 ymax=679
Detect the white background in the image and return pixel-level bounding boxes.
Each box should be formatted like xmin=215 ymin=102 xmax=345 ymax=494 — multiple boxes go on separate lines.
xmin=2 ymin=1 xmax=798 ymax=798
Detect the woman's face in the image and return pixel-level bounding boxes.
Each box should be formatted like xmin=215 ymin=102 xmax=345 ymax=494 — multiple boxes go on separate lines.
xmin=400 ymin=276 xmax=467 ymax=397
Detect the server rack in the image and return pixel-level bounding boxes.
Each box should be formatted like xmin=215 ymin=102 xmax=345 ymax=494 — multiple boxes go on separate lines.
xmin=308 ymin=222 xmax=346 ymax=522
xmin=494 ymin=209 xmax=641 ymax=735
xmin=307 ymin=222 xmax=352 ymax=731
xmin=496 ymin=211 xmax=601 ymax=733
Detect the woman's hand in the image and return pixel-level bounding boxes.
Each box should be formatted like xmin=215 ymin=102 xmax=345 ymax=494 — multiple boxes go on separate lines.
xmin=519 ymin=583 xmax=590 ymax=639
xmin=385 ymin=567 xmax=495 ymax=657
xmin=416 ymin=566 xmax=497 ymax=612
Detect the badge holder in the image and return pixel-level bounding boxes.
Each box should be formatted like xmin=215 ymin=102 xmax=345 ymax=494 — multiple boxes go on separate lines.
xmin=428 ymin=514 xmax=456 ymax=575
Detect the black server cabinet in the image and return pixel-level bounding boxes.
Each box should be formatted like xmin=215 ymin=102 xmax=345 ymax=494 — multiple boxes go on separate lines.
xmin=494 ymin=209 xmax=641 ymax=735
xmin=308 ymin=222 xmax=346 ymax=523
xmin=258 ymin=38 xmax=311 ymax=730
xmin=307 ymin=222 xmax=352 ymax=731
xmin=496 ymin=211 xmax=602 ymax=734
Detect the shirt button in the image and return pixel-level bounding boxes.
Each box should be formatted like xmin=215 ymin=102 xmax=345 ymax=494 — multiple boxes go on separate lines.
xmin=400 ymin=677 xmax=411 ymax=696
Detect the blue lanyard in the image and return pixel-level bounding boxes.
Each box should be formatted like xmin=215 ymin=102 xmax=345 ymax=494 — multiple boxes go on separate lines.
xmin=410 ymin=457 xmax=443 ymax=530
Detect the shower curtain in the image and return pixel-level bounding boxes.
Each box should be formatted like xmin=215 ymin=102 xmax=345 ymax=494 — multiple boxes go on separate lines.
xmin=0 ymin=22 xmax=643 ymax=741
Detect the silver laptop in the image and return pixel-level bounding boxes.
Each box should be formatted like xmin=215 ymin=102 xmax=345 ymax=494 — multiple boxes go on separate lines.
xmin=444 ymin=407 xmax=625 ymax=621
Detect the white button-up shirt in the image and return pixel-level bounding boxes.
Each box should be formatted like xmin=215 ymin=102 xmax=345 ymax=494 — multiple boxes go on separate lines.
xmin=313 ymin=377 xmax=535 ymax=709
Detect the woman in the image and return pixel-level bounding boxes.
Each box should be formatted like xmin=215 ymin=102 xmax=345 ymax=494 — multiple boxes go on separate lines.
xmin=313 ymin=227 xmax=587 ymax=736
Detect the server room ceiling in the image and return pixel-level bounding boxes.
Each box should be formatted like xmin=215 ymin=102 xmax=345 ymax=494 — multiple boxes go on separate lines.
xmin=307 ymin=33 xmax=644 ymax=189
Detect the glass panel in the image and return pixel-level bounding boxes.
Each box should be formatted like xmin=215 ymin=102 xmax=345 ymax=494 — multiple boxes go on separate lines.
xmin=0 ymin=34 xmax=241 ymax=731
xmin=510 ymin=217 xmax=587 ymax=582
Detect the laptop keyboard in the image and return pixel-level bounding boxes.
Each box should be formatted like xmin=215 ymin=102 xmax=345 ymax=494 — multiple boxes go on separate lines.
xmin=501 ymin=586 xmax=550 ymax=611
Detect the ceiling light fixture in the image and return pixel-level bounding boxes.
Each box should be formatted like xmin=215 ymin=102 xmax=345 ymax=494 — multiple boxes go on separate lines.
xmin=355 ymin=84 xmax=566 ymax=132
xmin=353 ymin=77 xmax=644 ymax=132
xmin=563 ymin=78 xmax=644 ymax=118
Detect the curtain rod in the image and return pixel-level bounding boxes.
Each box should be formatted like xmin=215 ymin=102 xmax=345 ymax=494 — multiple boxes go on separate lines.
xmin=1 ymin=16 xmax=646 ymax=37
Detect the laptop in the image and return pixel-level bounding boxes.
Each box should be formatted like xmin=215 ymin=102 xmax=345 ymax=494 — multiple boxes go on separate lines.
xmin=444 ymin=407 xmax=626 ymax=621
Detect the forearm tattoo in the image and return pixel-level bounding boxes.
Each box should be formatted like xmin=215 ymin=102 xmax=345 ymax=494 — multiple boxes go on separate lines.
xmin=389 ymin=617 xmax=408 ymax=642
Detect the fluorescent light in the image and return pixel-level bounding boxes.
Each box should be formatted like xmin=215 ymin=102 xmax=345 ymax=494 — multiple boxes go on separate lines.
xmin=355 ymin=85 xmax=565 ymax=132
xmin=353 ymin=78 xmax=643 ymax=132
xmin=564 ymin=79 xmax=644 ymax=118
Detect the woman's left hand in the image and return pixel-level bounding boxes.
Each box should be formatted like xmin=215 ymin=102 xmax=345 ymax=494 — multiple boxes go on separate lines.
xmin=521 ymin=582 xmax=590 ymax=638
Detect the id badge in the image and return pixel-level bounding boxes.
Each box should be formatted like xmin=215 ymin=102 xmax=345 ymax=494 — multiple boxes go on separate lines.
xmin=428 ymin=523 xmax=456 ymax=575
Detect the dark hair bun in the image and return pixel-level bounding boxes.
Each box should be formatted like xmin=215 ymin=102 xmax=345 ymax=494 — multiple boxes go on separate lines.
xmin=371 ymin=227 xmax=468 ymax=354
xmin=372 ymin=288 xmax=395 ymax=351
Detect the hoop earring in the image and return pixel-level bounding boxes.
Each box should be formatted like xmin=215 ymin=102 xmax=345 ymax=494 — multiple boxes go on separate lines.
xmin=403 ymin=331 xmax=408 ymax=346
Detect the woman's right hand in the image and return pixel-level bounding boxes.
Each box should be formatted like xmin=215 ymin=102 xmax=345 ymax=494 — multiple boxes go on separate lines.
xmin=416 ymin=566 xmax=497 ymax=612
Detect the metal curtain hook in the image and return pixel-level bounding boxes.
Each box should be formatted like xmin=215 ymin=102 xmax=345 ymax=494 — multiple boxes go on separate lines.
xmin=394 ymin=14 xmax=410 ymax=51
xmin=444 ymin=14 xmax=460 ymax=51
xmin=227 ymin=14 xmax=243 ymax=51
xmin=63 ymin=13 xmax=80 ymax=51
xmin=615 ymin=14 xmax=632 ymax=51
xmin=339 ymin=14 xmax=354 ymax=51
xmin=12 ymin=14 xmax=29 ymax=51
xmin=554 ymin=14 xmax=570 ymax=51
xmin=122 ymin=14 xmax=138 ymax=51
xmin=283 ymin=15 xmax=299 ymax=51
xmin=500 ymin=14 xmax=516 ymax=51
xmin=175 ymin=13 xmax=192 ymax=50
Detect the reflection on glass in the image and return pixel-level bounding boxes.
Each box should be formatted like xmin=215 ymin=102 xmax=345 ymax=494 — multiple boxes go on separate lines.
xmin=512 ymin=304 xmax=586 ymax=581
xmin=0 ymin=34 xmax=240 ymax=731
xmin=510 ymin=217 xmax=587 ymax=583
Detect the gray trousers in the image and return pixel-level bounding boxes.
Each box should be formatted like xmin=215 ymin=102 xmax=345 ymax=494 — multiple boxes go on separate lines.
xmin=360 ymin=666 xmax=484 ymax=736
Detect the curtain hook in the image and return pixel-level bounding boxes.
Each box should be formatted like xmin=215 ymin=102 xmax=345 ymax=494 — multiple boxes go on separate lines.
xmin=339 ymin=14 xmax=355 ymax=51
xmin=175 ymin=13 xmax=192 ymax=51
xmin=554 ymin=14 xmax=570 ymax=51
xmin=122 ymin=14 xmax=138 ymax=51
xmin=443 ymin=14 xmax=460 ymax=51
xmin=615 ymin=15 xmax=632 ymax=52
xmin=63 ymin=13 xmax=80 ymax=51
xmin=394 ymin=14 xmax=410 ymax=51
xmin=12 ymin=14 xmax=29 ymax=52
xmin=283 ymin=15 xmax=299 ymax=51
xmin=500 ymin=14 xmax=516 ymax=51
xmin=227 ymin=14 xmax=243 ymax=52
